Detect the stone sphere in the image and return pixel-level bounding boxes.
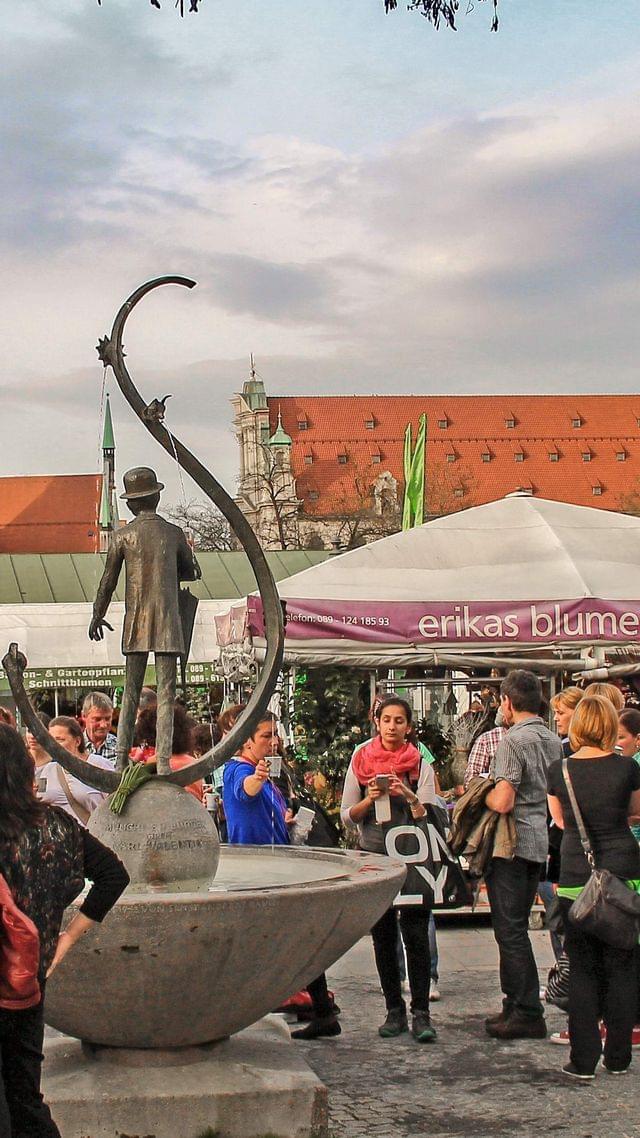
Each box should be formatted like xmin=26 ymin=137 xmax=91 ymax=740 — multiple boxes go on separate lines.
xmin=88 ymin=781 xmax=220 ymax=890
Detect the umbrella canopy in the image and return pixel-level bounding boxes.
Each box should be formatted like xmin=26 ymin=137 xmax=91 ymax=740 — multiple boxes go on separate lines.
xmin=248 ymin=495 xmax=640 ymax=667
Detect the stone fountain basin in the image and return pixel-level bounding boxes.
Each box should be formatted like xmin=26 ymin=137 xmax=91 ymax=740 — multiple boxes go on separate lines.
xmin=44 ymin=845 xmax=405 ymax=1048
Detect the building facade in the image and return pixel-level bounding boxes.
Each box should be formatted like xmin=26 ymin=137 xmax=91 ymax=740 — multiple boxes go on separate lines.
xmin=233 ymin=380 xmax=640 ymax=550
xmin=0 ymin=396 xmax=119 ymax=555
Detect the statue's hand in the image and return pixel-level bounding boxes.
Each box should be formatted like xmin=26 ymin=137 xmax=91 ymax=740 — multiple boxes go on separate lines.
xmin=88 ymin=617 xmax=114 ymax=641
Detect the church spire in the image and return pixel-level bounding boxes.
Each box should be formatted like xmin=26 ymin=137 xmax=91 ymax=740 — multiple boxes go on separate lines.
xmin=99 ymin=394 xmax=118 ymax=550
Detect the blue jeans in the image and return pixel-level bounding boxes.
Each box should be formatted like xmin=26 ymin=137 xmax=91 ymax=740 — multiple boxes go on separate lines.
xmin=485 ymin=856 xmax=544 ymax=1020
xmin=538 ymin=879 xmax=564 ymax=961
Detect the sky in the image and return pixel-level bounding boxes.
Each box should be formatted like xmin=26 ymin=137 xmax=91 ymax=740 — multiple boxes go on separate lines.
xmin=2 ymin=0 xmax=640 ymax=507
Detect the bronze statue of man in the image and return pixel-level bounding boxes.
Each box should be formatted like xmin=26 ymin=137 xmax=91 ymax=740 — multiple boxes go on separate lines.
xmin=89 ymin=467 xmax=200 ymax=773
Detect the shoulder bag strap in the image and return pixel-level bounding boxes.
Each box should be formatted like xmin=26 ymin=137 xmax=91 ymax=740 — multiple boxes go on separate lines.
xmin=56 ymin=766 xmax=91 ymax=826
xmin=561 ymin=756 xmax=595 ymax=870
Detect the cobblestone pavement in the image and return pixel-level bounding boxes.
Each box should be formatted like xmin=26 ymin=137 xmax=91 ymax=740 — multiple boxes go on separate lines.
xmin=293 ymin=921 xmax=639 ymax=1138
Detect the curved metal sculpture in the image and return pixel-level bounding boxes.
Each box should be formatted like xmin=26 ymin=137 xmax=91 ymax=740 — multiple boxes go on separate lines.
xmin=4 ymin=276 xmax=284 ymax=792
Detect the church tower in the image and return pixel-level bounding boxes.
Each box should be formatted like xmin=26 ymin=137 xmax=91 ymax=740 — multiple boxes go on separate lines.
xmin=231 ymin=359 xmax=300 ymax=549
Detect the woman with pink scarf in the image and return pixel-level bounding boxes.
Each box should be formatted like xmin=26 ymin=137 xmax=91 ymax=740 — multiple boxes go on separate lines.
xmin=340 ymin=697 xmax=437 ymax=1043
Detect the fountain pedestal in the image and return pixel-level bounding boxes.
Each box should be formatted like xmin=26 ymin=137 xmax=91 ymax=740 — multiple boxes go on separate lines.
xmin=43 ymin=1016 xmax=328 ymax=1138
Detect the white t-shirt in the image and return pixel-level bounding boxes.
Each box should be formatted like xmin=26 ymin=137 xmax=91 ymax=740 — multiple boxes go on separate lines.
xmin=35 ymin=761 xmax=108 ymax=825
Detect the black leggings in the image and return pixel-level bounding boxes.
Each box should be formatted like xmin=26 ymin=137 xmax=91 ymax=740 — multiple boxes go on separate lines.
xmin=371 ymin=906 xmax=431 ymax=1013
xmin=307 ymin=973 xmax=333 ymax=1018
xmin=0 ymin=998 xmax=61 ymax=1138
xmin=559 ymin=897 xmax=637 ymax=1074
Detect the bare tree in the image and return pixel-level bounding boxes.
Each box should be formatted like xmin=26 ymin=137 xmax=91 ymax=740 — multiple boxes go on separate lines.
xmin=425 ymin=460 xmax=478 ymax=519
xmin=238 ymin=445 xmax=301 ymax=550
xmin=617 ymin=484 xmax=640 ymax=517
xmin=163 ymin=500 xmax=233 ymax=551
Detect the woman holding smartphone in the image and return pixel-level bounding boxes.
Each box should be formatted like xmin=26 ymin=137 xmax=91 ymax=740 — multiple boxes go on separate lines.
xmin=223 ymin=714 xmax=340 ymax=1040
xmin=340 ymin=697 xmax=437 ymax=1042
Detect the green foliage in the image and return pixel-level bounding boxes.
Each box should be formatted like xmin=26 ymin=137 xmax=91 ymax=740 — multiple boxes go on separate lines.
xmin=291 ymin=667 xmax=371 ymax=807
xmin=385 ymin=0 xmax=499 ymax=31
xmin=415 ymin=716 xmax=453 ymax=788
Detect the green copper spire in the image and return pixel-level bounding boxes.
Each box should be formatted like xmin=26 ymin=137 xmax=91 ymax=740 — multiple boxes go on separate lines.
xmin=102 ymin=393 xmax=115 ymax=451
xmin=242 ymin=354 xmax=268 ymax=411
xmin=98 ymin=476 xmax=112 ymax=528
xmin=269 ymin=409 xmax=292 ymax=447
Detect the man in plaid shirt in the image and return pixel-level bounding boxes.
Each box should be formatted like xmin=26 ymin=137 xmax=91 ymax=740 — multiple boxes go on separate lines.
xmin=463 ymin=717 xmax=506 ymax=787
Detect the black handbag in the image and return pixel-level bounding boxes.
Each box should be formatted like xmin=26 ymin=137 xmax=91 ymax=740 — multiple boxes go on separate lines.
xmin=562 ymin=757 xmax=640 ymax=951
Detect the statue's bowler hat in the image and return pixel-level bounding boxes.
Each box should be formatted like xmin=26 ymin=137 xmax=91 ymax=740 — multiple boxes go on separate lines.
xmin=120 ymin=467 xmax=165 ymax=501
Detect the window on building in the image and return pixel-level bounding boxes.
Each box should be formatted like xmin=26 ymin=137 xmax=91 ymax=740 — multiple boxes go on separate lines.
xmin=616 ymin=451 xmax=627 ymax=462
xmin=548 ymin=451 xmax=559 ymax=462
xmin=481 ymin=452 xmax=491 ymax=463
xmin=371 ymin=453 xmax=382 ymax=464
xmin=364 ymin=417 xmax=375 ymax=430
xmin=303 ymin=454 xmax=313 ymax=466
xmin=437 ymin=418 xmax=448 ymax=429
xmin=505 ymin=417 xmax=516 ymax=429
xmin=297 ymin=419 xmax=308 ymax=431
xmin=582 ymin=451 xmax=592 ymax=463
xmin=453 ymin=487 xmax=464 ymax=498
xmin=337 ymin=453 xmax=348 ymax=464
xmin=309 ymin=490 xmax=319 ymax=501
xmin=446 ymin=452 xmax=456 ymax=463
xmin=572 ymin=417 xmax=582 ymax=428
xmin=514 ymin=452 xmax=524 ymax=462
xmin=592 ymin=485 xmax=602 ymax=496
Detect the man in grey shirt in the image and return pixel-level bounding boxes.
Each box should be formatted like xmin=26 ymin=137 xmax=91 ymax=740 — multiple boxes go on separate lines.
xmin=484 ymin=670 xmax=563 ymax=1040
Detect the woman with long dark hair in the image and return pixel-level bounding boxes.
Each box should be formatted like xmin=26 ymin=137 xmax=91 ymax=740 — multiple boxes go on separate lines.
xmin=341 ymin=697 xmax=437 ymax=1042
xmin=223 ymin=714 xmax=341 ymax=1040
xmin=0 ymin=724 xmax=129 ymax=1136
xmin=132 ymin=704 xmax=203 ymax=801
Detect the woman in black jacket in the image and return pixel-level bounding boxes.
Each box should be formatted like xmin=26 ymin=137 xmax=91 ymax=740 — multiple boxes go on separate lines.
xmin=0 ymin=723 xmax=129 ymax=1137
xmin=547 ymin=696 xmax=640 ymax=1081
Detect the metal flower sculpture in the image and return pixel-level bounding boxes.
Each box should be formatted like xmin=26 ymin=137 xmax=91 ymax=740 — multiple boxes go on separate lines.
xmin=3 ymin=276 xmax=284 ymax=794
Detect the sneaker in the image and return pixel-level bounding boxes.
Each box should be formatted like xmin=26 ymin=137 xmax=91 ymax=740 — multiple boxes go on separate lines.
xmin=378 ymin=1007 xmax=408 ymax=1038
xmin=486 ymin=1013 xmax=547 ymax=1041
xmin=412 ymin=1010 xmax=437 ymax=1043
xmin=551 ymin=1025 xmax=608 ymax=1046
xmin=562 ymin=1062 xmax=595 ymax=1082
xmin=632 ymin=1026 xmax=640 ymax=1047
xmin=429 ymin=982 xmax=441 ymax=1002
xmin=291 ymin=1015 xmax=341 ymax=1040
xmin=485 ymin=1005 xmax=512 ymax=1029
xmin=602 ymin=1062 xmax=629 ymax=1075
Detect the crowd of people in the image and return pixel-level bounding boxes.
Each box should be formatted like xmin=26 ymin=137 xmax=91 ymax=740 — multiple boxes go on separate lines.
xmin=1 ymin=665 xmax=639 ymax=1134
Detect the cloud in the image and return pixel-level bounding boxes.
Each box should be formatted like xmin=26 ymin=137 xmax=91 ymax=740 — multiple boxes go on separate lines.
xmin=3 ymin=3 xmax=640 ymax=504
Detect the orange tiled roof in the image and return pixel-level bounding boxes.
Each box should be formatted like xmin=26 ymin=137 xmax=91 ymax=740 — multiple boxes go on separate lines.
xmin=0 ymin=475 xmax=102 ymax=553
xmin=267 ymin=395 xmax=640 ymax=516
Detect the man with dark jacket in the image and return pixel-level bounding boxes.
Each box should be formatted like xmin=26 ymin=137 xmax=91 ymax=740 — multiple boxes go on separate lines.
xmin=484 ymin=669 xmax=563 ymax=1040
xmin=89 ymin=467 xmax=200 ymax=773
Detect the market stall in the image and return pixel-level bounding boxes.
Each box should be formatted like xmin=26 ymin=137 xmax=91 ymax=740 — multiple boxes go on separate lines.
xmin=246 ymin=494 xmax=640 ymax=677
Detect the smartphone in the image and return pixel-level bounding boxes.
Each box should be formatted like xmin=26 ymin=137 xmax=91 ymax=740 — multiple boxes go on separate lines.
xmin=375 ymin=774 xmax=390 ymax=793
xmin=268 ymin=754 xmax=282 ymax=779
xmin=295 ymin=806 xmax=315 ymax=831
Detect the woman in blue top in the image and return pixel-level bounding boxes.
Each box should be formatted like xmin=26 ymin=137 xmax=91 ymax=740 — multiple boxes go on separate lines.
xmin=223 ymin=717 xmax=290 ymax=845
xmin=223 ymin=715 xmax=340 ymax=1040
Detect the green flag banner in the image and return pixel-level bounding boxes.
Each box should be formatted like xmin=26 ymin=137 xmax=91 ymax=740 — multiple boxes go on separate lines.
xmin=402 ymin=422 xmax=413 ymax=530
xmin=402 ymin=413 xmax=427 ymax=529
